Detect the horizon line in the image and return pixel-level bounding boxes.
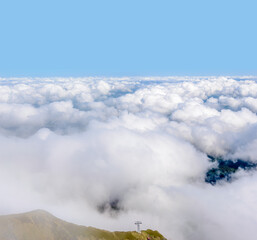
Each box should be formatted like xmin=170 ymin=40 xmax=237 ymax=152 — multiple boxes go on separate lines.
xmin=0 ymin=75 xmax=256 ymax=80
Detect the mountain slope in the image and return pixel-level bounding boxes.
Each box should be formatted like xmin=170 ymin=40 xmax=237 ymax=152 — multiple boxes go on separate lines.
xmin=0 ymin=210 xmax=166 ymax=240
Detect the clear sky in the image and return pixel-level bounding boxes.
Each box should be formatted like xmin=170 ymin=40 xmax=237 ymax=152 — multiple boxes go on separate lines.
xmin=0 ymin=0 xmax=256 ymax=77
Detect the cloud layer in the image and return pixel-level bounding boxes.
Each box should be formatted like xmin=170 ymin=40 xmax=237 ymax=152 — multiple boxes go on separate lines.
xmin=0 ymin=76 xmax=257 ymax=240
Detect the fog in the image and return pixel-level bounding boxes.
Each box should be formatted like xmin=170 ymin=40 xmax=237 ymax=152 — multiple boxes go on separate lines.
xmin=0 ymin=76 xmax=257 ymax=240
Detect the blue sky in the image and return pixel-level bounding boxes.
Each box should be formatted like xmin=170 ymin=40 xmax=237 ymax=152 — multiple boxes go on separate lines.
xmin=0 ymin=0 xmax=256 ymax=77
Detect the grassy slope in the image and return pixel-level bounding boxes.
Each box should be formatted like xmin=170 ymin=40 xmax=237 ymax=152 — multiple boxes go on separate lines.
xmin=0 ymin=210 xmax=166 ymax=240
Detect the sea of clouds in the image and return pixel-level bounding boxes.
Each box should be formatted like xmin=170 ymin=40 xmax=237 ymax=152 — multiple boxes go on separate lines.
xmin=0 ymin=76 xmax=257 ymax=240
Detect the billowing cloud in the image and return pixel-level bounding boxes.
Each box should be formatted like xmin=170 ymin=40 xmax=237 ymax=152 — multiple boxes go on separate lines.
xmin=0 ymin=76 xmax=257 ymax=240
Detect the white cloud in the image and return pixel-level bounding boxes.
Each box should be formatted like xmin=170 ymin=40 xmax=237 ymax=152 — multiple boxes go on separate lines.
xmin=0 ymin=76 xmax=257 ymax=239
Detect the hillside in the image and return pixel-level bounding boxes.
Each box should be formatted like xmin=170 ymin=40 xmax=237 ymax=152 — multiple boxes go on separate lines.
xmin=0 ymin=210 xmax=166 ymax=240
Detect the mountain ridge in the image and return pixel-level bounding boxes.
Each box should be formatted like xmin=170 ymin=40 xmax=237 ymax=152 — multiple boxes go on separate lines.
xmin=0 ymin=210 xmax=167 ymax=240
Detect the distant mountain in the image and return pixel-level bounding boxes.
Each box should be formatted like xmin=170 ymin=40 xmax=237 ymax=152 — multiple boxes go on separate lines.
xmin=205 ymin=155 xmax=256 ymax=184
xmin=0 ymin=210 xmax=166 ymax=240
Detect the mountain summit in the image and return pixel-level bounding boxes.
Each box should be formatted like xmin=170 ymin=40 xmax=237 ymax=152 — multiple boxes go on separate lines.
xmin=0 ymin=210 xmax=166 ymax=240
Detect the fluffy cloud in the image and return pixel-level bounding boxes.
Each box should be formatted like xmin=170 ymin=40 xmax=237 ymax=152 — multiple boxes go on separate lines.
xmin=0 ymin=76 xmax=257 ymax=240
